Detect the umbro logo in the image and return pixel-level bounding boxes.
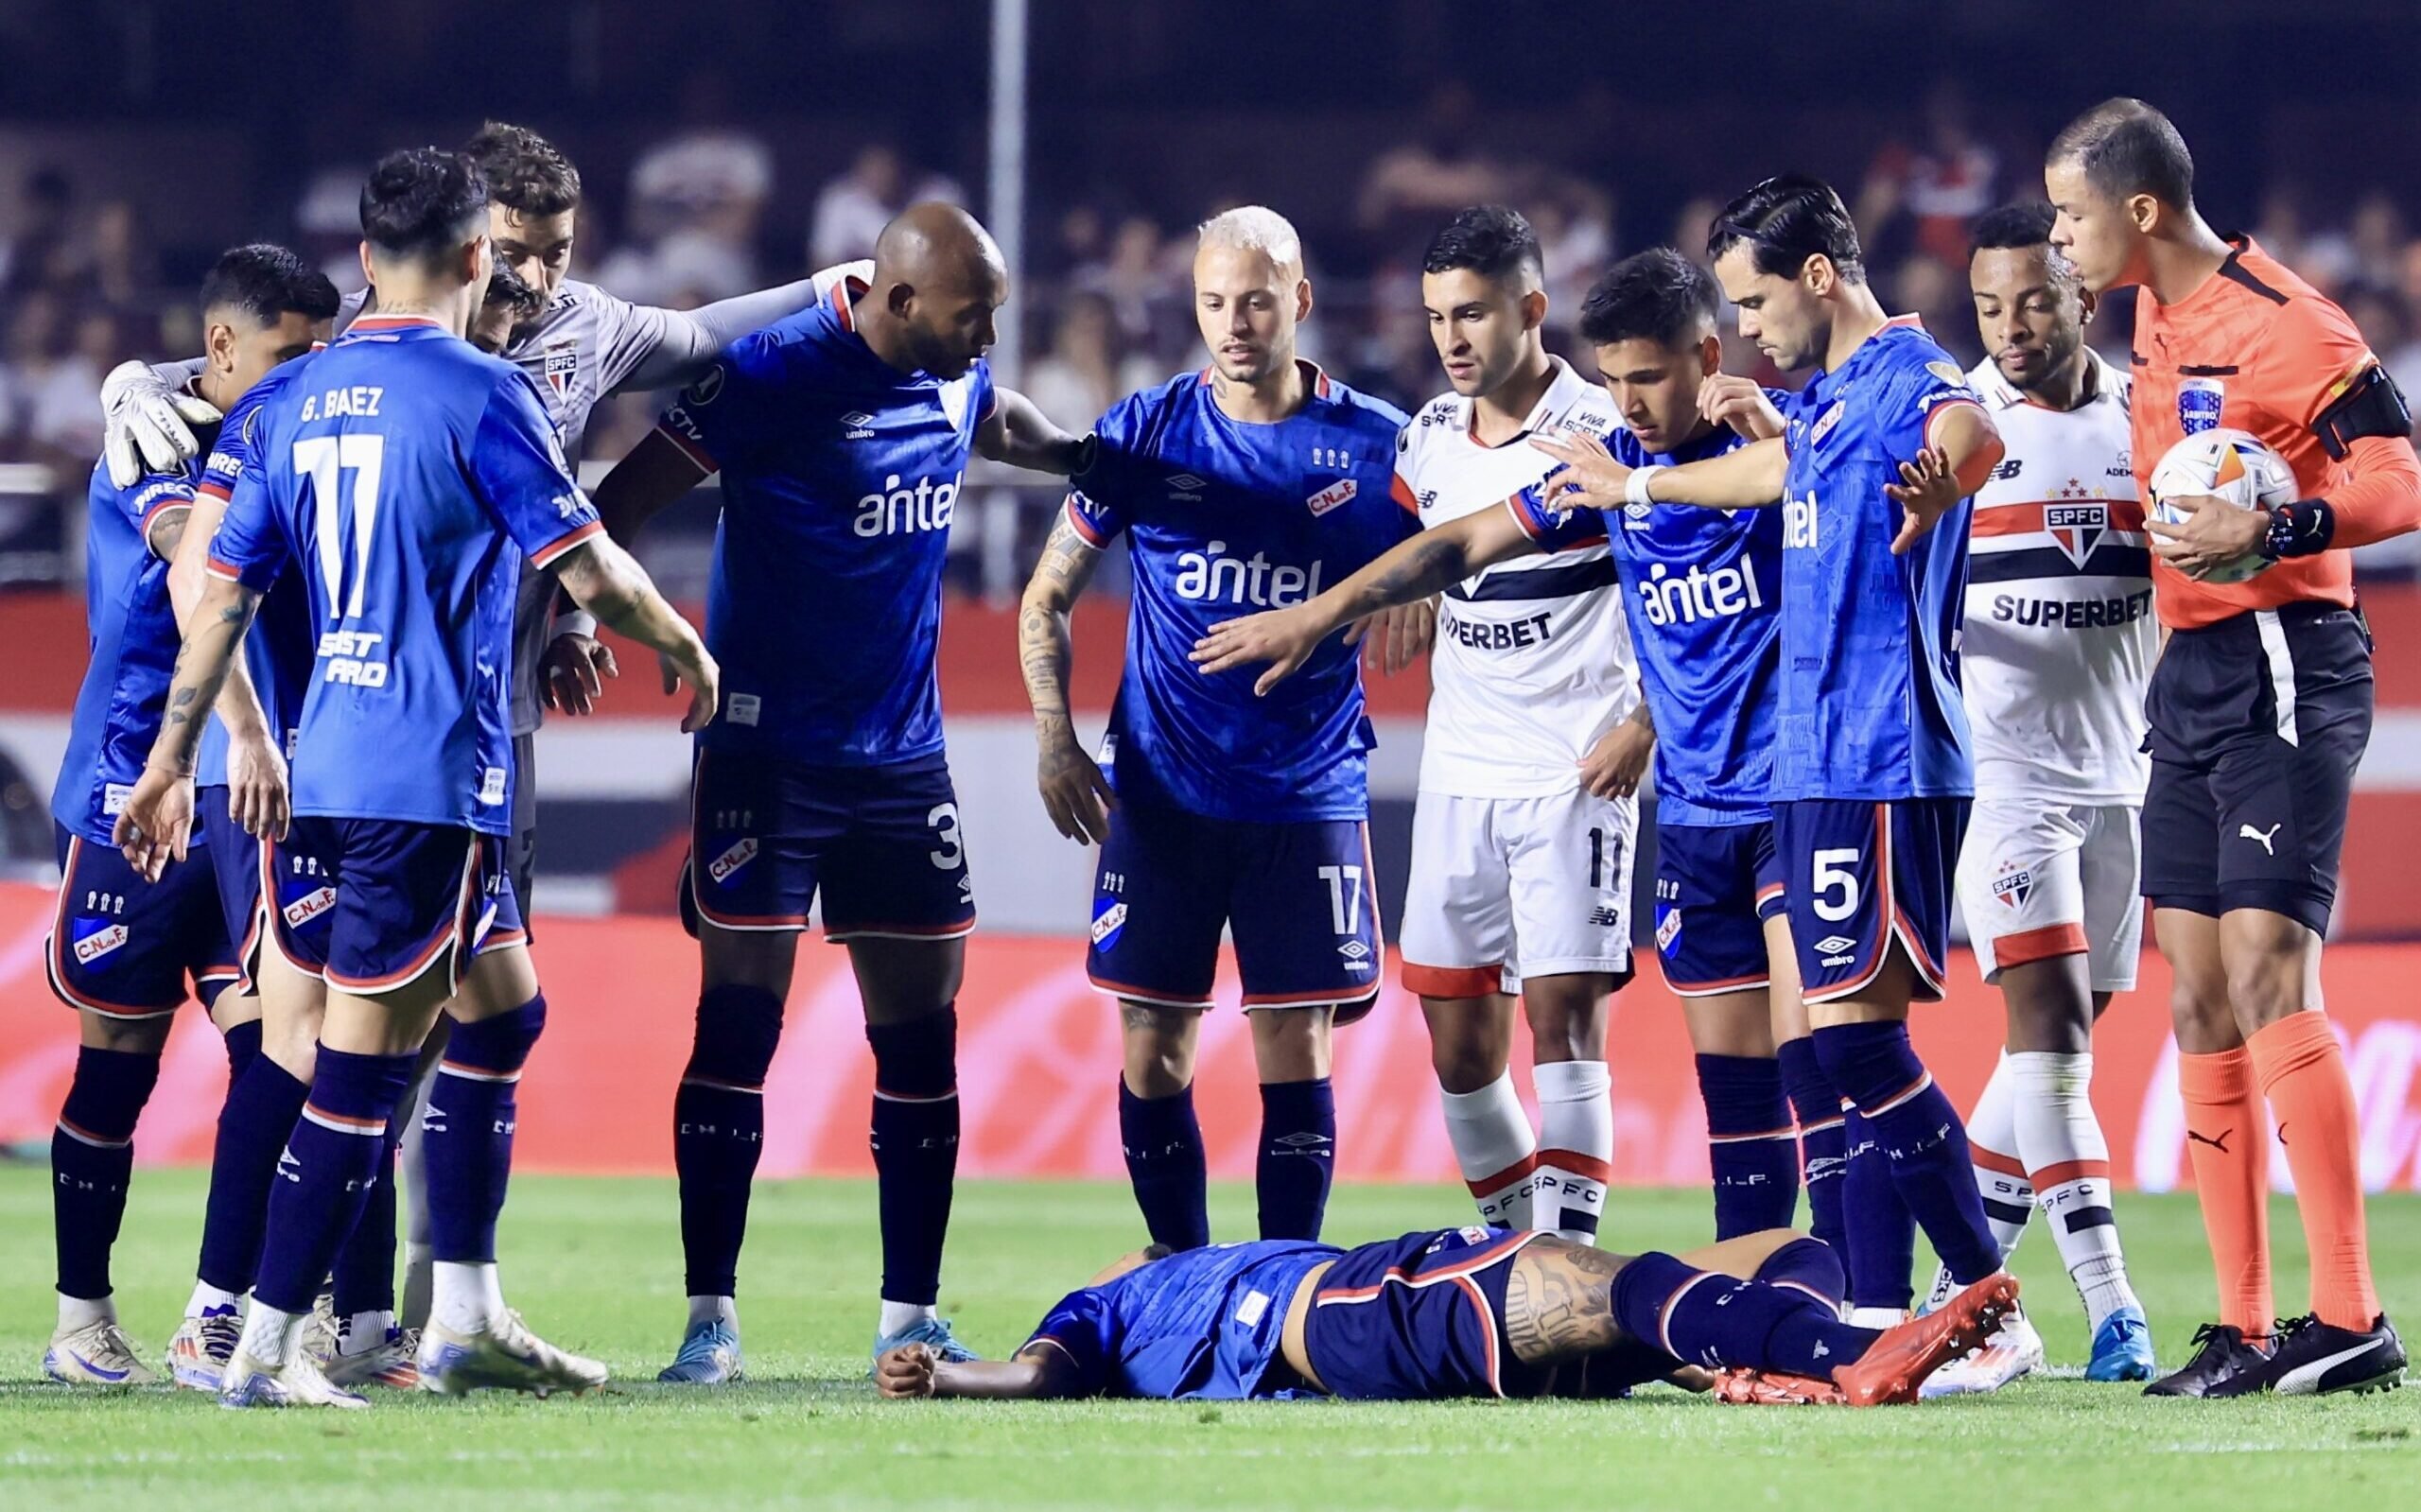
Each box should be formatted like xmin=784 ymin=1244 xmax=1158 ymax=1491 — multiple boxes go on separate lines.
xmin=1167 ymin=473 xmax=1206 ymax=500
xmin=1337 ymin=939 xmax=1370 ymax=962
xmin=1814 ymin=934 xmax=1856 ymax=955
xmin=841 ymin=410 xmax=875 ymax=439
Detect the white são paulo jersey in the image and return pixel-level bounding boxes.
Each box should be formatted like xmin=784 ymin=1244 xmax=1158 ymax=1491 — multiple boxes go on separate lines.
xmin=1961 ymin=349 xmax=2153 ymax=803
xmin=1394 ymin=358 xmax=1641 ymax=798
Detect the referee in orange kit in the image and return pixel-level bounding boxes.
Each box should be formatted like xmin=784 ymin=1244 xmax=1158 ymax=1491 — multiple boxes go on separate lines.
xmin=2044 ymin=97 xmax=2414 ymax=1399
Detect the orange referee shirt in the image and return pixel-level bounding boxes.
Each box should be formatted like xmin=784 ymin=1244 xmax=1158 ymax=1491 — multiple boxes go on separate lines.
xmin=2131 ymin=235 xmax=2413 ymax=629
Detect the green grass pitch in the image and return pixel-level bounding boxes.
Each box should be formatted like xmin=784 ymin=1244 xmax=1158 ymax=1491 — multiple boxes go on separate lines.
xmin=0 ymin=1168 xmax=2411 ymax=1509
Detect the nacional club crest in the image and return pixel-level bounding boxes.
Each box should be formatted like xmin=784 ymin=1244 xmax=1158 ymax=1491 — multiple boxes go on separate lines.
xmin=1992 ymin=860 xmax=2033 ymax=909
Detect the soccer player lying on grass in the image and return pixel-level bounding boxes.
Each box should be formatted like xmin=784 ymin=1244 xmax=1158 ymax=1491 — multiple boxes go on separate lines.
xmin=878 ymin=1225 xmax=2017 ymax=1407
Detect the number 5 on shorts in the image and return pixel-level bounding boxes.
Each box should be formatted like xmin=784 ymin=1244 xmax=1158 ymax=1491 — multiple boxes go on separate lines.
xmin=1812 ymin=847 xmax=1861 ymax=923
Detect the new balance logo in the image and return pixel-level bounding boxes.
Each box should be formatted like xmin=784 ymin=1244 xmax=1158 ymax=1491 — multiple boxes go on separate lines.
xmin=2186 ymin=1127 xmax=2232 ymax=1154
xmin=1989 ymin=458 xmax=2023 ymax=481
xmin=2239 ymin=823 xmax=2283 ymax=856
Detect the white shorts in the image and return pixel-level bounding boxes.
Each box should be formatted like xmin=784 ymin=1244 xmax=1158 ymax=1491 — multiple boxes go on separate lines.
xmin=1955 ymin=797 xmax=2144 ymax=993
xmin=1399 ymin=788 xmax=1636 ymax=997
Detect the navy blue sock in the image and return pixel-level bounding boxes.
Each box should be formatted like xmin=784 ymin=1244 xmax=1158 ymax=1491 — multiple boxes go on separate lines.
xmin=1696 ymin=1053 xmax=1799 ymax=1239
xmin=1776 ymin=1037 xmax=1848 ymax=1255
xmin=1612 ymin=1250 xmax=1880 ymax=1377
xmin=252 ymin=1047 xmax=415 ymax=1315
xmin=1817 ymin=1020 xmax=2001 ymax=1288
xmin=330 ymin=1130 xmax=397 ymax=1317
xmin=675 ymin=984 xmax=781 ymax=1296
xmin=1256 ymin=1078 xmax=1335 ymax=1242
xmin=1753 ymin=1234 xmax=1850 ymax=1312
xmin=866 ymin=1005 xmax=960 ymax=1309
xmin=426 ymin=997 xmax=547 ymax=1263
xmin=52 ymin=1047 xmax=161 ymax=1299
xmin=1841 ymin=1104 xmax=1917 ymax=1310
xmin=197 ymin=1056 xmax=308 ymax=1295
xmin=222 ymin=1018 xmax=262 ymax=1081
xmin=1120 ymin=1079 xmax=1209 ymax=1250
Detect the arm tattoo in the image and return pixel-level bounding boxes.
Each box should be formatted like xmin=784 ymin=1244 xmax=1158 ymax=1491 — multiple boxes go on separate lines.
xmin=1502 ymin=1243 xmax=1626 ymax=1367
xmin=149 ymin=511 xmax=189 ymax=564
xmin=1360 ymin=533 xmax=1469 ymax=614
xmin=1019 ymin=517 xmax=1100 ymax=726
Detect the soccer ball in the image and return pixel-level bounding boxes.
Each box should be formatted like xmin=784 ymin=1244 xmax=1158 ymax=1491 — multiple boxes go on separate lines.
xmin=2147 ymin=427 xmax=2296 ymax=585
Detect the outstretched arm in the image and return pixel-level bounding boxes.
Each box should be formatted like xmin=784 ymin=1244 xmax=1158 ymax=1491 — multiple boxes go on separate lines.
xmin=1530 ymin=429 xmax=1788 ymax=514
xmin=978 ymin=388 xmax=1093 ymax=476
xmin=877 ymin=1342 xmax=1080 ymax=1399
xmin=1188 ymin=503 xmax=1539 ymax=695
xmin=550 ymin=536 xmax=720 ymax=734
xmin=1019 ymin=510 xmax=1116 ymax=844
xmin=590 ymin=426 xmax=714 ymax=543
xmin=609 ymin=261 xmax=873 ymax=393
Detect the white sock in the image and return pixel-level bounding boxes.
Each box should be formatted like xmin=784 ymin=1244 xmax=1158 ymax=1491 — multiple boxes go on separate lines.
xmin=235 ymin=1302 xmax=304 ymax=1366
xmin=688 ymin=1295 xmax=739 ymax=1330
xmin=1532 ymin=1060 xmax=1612 ymax=1244
xmin=1924 ymin=1053 xmax=2030 ymax=1312
xmin=2006 ymin=1051 xmax=2139 ymax=1330
xmin=1437 ymin=1070 xmax=1538 ymax=1229
xmin=401 ymin=1242 xmax=435 ymax=1332
xmin=1846 ymin=1305 xmax=1908 ymax=1329
xmin=185 ymin=1281 xmax=240 ymax=1320
xmin=338 ymin=1309 xmax=395 ymax=1355
xmin=880 ymin=1299 xmax=936 ymax=1337
xmin=432 ymin=1260 xmax=506 ymax=1335
xmin=57 ymin=1293 xmax=113 ymax=1332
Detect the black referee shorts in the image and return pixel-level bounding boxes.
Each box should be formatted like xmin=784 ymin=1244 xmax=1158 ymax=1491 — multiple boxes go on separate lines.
xmin=2140 ymin=601 xmax=2372 ymax=935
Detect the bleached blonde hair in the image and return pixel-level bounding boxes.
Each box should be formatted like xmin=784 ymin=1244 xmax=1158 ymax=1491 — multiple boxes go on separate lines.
xmin=1196 ymin=205 xmax=1304 ymax=282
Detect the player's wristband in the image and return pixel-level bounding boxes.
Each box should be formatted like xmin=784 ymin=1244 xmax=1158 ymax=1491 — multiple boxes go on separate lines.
xmin=554 ymin=610 xmax=600 ymax=640
xmin=2261 ymin=499 xmax=2336 ymax=561
xmin=1626 ymin=464 xmax=1665 ymax=509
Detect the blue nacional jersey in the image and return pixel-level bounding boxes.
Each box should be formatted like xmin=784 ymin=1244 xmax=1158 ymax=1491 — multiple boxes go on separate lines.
xmin=657 ymin=279 xmax=994 ymax=767
xmin=1511 ymin=410 xmax=1786 ymax=826
xmin=55 ymin=453 xmax=206 ymax=844
xmin=194 ymin=356 xmax=318 ymax=791
xmin=1068 ymin=366 xmax=1415 ymax=821
xmin=1774 ymin=318 xmax=1983 ymax=801
xmin=209 ymin=315 xmax=602 ymax=834
xmin=1028 ymin=1239 xmax=1338 ymax=1399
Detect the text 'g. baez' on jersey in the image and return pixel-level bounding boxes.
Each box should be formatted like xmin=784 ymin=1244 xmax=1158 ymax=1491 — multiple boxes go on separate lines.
xmin=1960 ymin=348 xmax=2153 ymax=804
xmin=1504 ymin=403 xmax=1787 ymax=826
xmin=207 ymin=316 xmax=602 ymax=836
xmin=1066 ymin=363 xmax=1415 ymax=822
xmin=653 ymin=277 xmax=995 ymax=769
xmin=1393 ymin=359 xmax=1641 ymax=801
xmin=1774 ymin=316 xmax=1984 ymax=803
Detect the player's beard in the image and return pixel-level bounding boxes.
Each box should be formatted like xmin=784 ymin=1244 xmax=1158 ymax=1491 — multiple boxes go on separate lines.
xmin=2008 ymin=325 xmax=2083 ymax=397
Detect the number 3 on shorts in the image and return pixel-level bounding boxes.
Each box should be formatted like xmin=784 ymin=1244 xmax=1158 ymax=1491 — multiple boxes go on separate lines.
xmin=927 ymin=802 xmax=964 ymax=870
xmin=1812 ymin=846 xmax=1861 ymax=923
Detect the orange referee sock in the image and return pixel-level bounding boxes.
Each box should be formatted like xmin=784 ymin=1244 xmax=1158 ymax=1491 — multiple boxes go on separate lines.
xmin=2248 ymin=1013 xmax=2382 ymax=1330
xmin=2176 ymin=1046 xmax=2273 ymax=1336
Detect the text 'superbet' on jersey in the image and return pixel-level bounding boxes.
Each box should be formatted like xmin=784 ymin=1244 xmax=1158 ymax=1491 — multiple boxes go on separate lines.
xmin=208 ymin=315 xmax=602 ymax=834
xmin=1066 ymin=365 xmax=1414 ymax=822
xmin=1774 ymin=317 xmax=1984 ymax=802
xmin=657 ymin=279 xmax=995 ymax=767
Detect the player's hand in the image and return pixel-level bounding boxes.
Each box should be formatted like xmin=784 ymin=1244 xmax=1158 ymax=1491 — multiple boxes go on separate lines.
xmin=1036 ymin=721 xmax=1116 ymax=845
xmin=224 ymin=726 xmax=290 ymax=842
xmin=1191 ymin=605 xmax=1323 ymax=696
xmin=542 ymin=631 xmax=620 ymax=717
xmin=1528 ymin=428 xmax=1630 ymax=511
xmin=2147 ymin=494 xmax=2268 ymax=579
xmin=113 ymin=766 xmax=195 ymax=881
xmin=875 ymin=1343 xmax=938 ymax=1399
xmin=1578 ymin=716 xmax=1654 ymax=800
xmin=100 ymin=360 xmax=220 ymax=491
xmin=1883 ymin=444 xmax=1961 ymax=555
xmin=1348 ymin=599 xmax=1434 ymax=677
xmin=1698 ymin=374 xmax=1783 ymax=441
xmin=659 ymin=640 xmax=720 ymax=733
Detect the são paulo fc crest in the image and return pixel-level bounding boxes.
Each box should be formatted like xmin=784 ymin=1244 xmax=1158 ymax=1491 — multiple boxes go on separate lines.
xmin=2044 ymin=502 xmax=2109 ymax=569
xmin=543 ymin=343 xmax=579 ymax=400
xmin=1993 ymin=860 xmax=2033 ymax=909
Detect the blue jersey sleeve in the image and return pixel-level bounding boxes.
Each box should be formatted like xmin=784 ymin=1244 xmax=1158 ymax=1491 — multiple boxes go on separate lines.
xmin=473 ymin=369 xmax=605 ymax=568
xmin=1880 ymin=348 xmax=1986 ymax=459
xmin=118 ymin=472 xmax=198 ymax=556
xmin=1506 ymin=468 xmax=1608 ymax=553
xmin=1063 ymin=391 xmax=1149 ymax=547
xmin=656 ymin=335 xmax=778 ymax=475
xmin=1025 ymin=1287 xmax=1118 ymax=1396
xmin=206 ymin=437 xmax=287 ymax=594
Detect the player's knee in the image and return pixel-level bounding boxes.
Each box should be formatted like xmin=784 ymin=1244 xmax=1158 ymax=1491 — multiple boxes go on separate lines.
xmin=2221 ymin=952 xmax=2303 ymax=1029
xmin=691 ymin=982 xmax=785 ymax=1083
xmin=865 ymin=1003 xmax=956 ymax=1100
xmin=80 ymin=1010 xmax=170 ymax=1055
xmin=1122 ymin=1006 xmax=1199 ymax=1095
xmin=700 ymin=926 xmax=797 ymax=998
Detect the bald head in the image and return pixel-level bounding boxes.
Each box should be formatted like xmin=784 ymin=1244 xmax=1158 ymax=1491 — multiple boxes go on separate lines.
xmin=862 ymin=202 xmax=1005 ymax=378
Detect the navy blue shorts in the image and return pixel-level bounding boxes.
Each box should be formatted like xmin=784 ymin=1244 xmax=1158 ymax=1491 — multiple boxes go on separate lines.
xmin=1774 ymin=798 xmax=1967 ymax=1005
xmin=48 ymin=823 xmax=236 ymax=1019
xmin=267 ymin=818 xmax=525 ymax=997
xmin=1652 ymin=818 xmax=1786 ymax=996
xmin=198 ymin=786 xmax=267 ymax=994
xmin=686 ymin=748 xmax=975 ymax=942
xmin=1302 ymin=1227 xmax=1548 ymax=1399
xmin=1088 ymin=802 xmax=1382 ymax=1017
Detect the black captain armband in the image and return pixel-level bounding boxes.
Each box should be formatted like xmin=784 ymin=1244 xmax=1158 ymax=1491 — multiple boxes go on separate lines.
xmin=2313 ymin=362 xmax=2412 ymax=461
xmin=2262 ymin=499 xmax=2336 ymax=561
